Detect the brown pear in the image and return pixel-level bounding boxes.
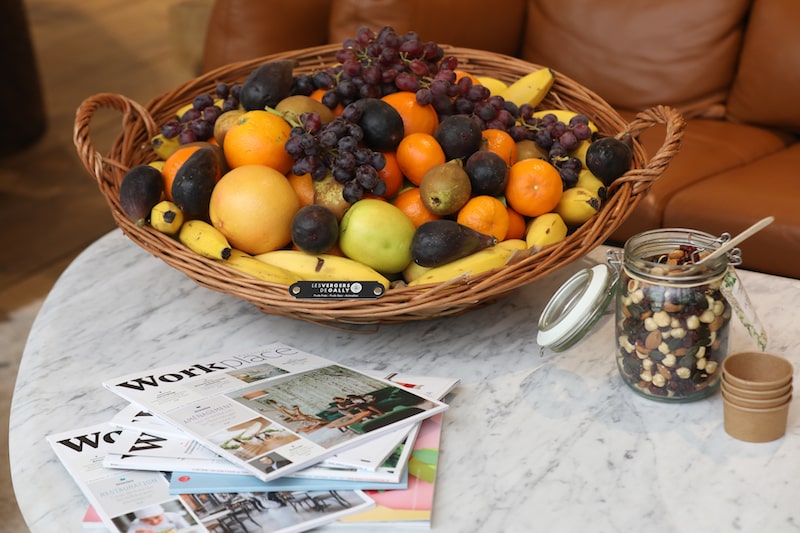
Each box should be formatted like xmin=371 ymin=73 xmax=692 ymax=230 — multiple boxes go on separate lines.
xmin=419 ymin=160 xmax=472 ymax=216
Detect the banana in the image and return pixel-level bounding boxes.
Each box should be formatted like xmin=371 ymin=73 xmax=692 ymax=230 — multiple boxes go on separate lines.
xmin=150 ymin=133 xmax=181 ymax=160
xmin=476 ymin=76 xmax=509 ymax=96
xmin=555 ymin=187 xmax=601 ymax=227
xmin=570 ymin=139 xmax=591 ymax=166
xmin=408 ymin=239 xmax=528 ymax=286
xmin=148 ymin=160 xmax=166 ymax=172
xmin=576 ymin=168 xmax=607 ymax=201
xmin=532 ymin=109 xmax=598 ymax=133
xmin=218 ymin=249 xmax=301 ymax=285
xmin=500 ymin=68 xmax=555 ymax=108
xmin=402 ymin=261 xmax=431 ymax=283
xmin=150 ymin=200 xmax=184 ymax=236
xmin=178 ymin=219 xmax=232 ymax=260
xmin=254 ymin=250 xmax=391 ymax=290
xmin=526 ymin=212 xmax=568 ymax=249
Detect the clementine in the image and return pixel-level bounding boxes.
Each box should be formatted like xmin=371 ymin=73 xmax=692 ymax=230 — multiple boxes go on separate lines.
xmin=482 ymin=129 xmax=518 ymax=166
xmin=505 ymin=206 xmax=527 ymax=240
xmin=381 ymin=91 xmax=439 ymax=136
xmin=505 ymin=158 xmax=563 ymax=217
xmin=395 ymin=132 xmax=446 ymax=186
xmin=223 ymin=110 xmax=293 ymax=173
xmin=392 ymin=187 xmax=442 ymax=228
xmin=456 ymin=195 xmax=510 ymax=241
xmin=377 ymin=151 xmax=404 ymax=200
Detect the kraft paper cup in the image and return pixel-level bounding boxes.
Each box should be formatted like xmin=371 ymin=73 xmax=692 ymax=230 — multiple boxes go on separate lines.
xmin=722 ymin=378 xmax=792 ymax=400
xmin=721 ymin=352 xmax=794 ymax=391
xmin=723 ymin=395 xmax=791 ymax=442
xmin=721 ymin=386 xmax=792 ymax=410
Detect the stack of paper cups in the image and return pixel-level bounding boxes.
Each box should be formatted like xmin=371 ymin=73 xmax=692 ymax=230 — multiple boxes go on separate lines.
xmin=721 ymin=351 xmax=794 ymax=442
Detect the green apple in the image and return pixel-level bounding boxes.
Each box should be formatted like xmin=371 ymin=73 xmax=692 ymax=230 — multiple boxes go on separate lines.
xmin=339 ymin=199 xmax=415 ymax=273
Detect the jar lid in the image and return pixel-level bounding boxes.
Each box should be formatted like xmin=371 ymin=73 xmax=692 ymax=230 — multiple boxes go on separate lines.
xmin=537 ymin=264 xmax=616 ymax=352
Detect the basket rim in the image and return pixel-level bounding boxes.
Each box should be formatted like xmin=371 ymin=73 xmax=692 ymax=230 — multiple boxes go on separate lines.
xmin=73 ymin=44 xmax=686 ymax=325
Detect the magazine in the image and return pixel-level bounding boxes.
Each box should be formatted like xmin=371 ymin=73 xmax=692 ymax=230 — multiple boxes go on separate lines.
xmin=101 ymin=342 xmax=448 ymax=483
xmin=49 ymin=422 xmax=373 ymax=532
xmin=110 ymin=403 xmax=189 ymax=438
xmin=330 ymin=413 xmax=445 ymax=529
xmin=168 ymin=466 xmax=407 ymax=494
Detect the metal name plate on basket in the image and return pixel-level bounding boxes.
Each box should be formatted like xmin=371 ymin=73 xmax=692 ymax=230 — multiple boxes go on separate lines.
xmin=290 ymin=281 xmax=385 ymax=299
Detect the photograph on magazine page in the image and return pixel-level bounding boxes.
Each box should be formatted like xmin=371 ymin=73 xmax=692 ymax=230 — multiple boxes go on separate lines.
xmin=231 ymin=365 xmax=440 ymax=448
xmin=111 ymin=499 xmax=201 ymax=533
xmin=179 ymin=490 xmax=369 ymax=532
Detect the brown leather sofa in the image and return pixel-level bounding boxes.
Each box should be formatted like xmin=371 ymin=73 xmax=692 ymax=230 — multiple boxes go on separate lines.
xmin=200 ymin=0 xmax=800 ymax=279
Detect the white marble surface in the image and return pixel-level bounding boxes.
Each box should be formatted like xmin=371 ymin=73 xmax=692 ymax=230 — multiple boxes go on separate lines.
xmin=9 ymin=229 xmax=800 ymax=533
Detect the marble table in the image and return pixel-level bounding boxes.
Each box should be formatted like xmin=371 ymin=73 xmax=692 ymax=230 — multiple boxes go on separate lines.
xmin=10 ymin=229 xmax=800 ymax=533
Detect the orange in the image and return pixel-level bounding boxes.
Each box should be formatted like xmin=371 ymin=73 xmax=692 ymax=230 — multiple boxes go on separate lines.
xmin=456 ymin=195 xmax=510 ymax=241
xmin=222 ymin=110 xmax=293 ymax=173
xmin=505 ymin=206 xmax=527 ymax=240
xmin=395 ymin=132 xmax=446 ymax=185
xmin=377 ymin=151 xmax=404 ymax=199
xmin=482 ymin=129 xmax=518 ymax=166
xmin=160 ymin=143 xmax=212 ymax=201
xmin=381 ymin=91 xmax=439 ymax=136
xmin=454 ymin=70 xmax=480 ymax=85
xmin=287 ymin=172 xmax=314 ymax=207
xmin=310 ymin=88 xmax=344 ymax=116
xmin=392 ymin=187 xmax=441 ymax=228
xmin=505 ymin=158 xmax=564 ymax=217
xmin=209 ymin=164 xmax=300 ymax=254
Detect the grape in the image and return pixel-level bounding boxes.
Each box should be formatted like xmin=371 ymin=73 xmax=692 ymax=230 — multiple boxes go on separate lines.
xmin=215 ymin=83 xmax=230 ymax=99
xmin=416 ymin=87 xmax=433 ymax=106
xmin=180 ymin=108 xmax=201 ymax=123
xmin=202 ymin=106 xmax=222 ymax=124
xmin=178 ymin=129 xmax=197 ymax=144
xmin=572 ymin=123 xmax=593 ymax=141
xmin=559 ymin=131 xmax=579 ymax=151
xmin=355 ymin=165 xmax=380 ymax=189
xmin=569 ymin=114 xmax=590 ymax=127
xmin=192 ymin=93 xmax=214 ymax=110
xmin=161 ymin=119 xmax=182 ymax=139
xmin=342 ymin=180 xmax=365 ymax=203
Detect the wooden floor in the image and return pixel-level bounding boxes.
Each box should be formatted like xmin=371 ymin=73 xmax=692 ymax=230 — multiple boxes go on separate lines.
xmin=1 ymin=0 xmax=211 ymax=528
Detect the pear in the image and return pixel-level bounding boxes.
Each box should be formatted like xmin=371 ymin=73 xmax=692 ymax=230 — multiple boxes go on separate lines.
xmin=419 ymin=160 xmax=472 ymax=216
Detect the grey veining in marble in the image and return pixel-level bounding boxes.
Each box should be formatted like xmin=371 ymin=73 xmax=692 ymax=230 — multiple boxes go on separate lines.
xmin=10 ymin=230 xmax=800 ymax=532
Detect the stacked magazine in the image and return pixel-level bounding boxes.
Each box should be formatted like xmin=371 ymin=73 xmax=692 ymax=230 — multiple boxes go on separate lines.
xmin=48 ymin=342 xmax=457 ymax=532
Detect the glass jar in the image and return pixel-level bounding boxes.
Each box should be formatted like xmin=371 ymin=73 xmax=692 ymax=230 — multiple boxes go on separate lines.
xmin=612 ymin=229 xmax=739 ymax=402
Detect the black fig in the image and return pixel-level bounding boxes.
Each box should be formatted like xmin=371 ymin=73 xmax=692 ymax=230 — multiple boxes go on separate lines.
xmin=239 ymin=59 xmax=296 ymax=111
xmin=291 ymin=205 xmax=339 ymax=254
xmin=585 ymin=135 xmax=633 ymax=185
xmin=410 ymin=219 xmax=498 ymax=267
xmin=171 ymin=147 xmax=221 ymax=221
xmin=434 ymin=114 xmax=482 ymax=161
xmin=465 ymin=150 xmax=509 ymax=196
xmin=349 ymin=98 xmax=405 ymax=151
xmin=119 ymin=164 xmax=164 ymax=225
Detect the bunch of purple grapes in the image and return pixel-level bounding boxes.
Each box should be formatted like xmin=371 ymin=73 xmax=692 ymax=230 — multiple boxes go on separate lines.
xmin=284 ymin=106 xmax=387 ymax=203
xmin=291 ymin=26 xmax=446 ymax=109
xmin=159 ymin=82 xmax=241 ymax=144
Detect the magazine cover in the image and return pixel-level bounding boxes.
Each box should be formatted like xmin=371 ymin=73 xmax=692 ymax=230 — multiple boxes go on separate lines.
xmin=110 ymin=403 xmax=189 ymax=438
xmin=102 ymin=342 xmax=448 ymax=483
xmin=49 ymin=422 xmax=374 ymax=533
xmin=333 ymin=413 xmax=445 ymax=529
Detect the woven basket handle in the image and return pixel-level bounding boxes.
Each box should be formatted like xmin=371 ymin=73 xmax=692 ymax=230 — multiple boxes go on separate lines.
xmin=610 ymin=105 xmax=686 ymax=196
xmin=73 ymin=92 xmax=159 ymax=186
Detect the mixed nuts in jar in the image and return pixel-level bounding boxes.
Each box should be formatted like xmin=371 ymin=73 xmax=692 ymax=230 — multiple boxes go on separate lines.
xmin=614 ymin=229 xmax=737 ymax=402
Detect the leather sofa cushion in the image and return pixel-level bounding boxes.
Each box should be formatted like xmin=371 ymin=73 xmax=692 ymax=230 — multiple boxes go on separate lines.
xmin=726 ymin=0 xmax=800 ymax=135
xmin=202 ymin=0 xmax=333 ymax=72
xmin=521 ymin=0 xmax=751 ymax=113
xmin=661 ymin=144 xmax=800 ymax=279
xmin=610 ymin=113 xmax=789 ymax=241
xmin=328 ymin=0 xmax=526 ymax=58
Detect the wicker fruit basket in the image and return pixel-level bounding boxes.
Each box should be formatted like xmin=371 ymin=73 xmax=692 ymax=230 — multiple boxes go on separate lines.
xmin=74 ymin=44 xmax=685 ymax=326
